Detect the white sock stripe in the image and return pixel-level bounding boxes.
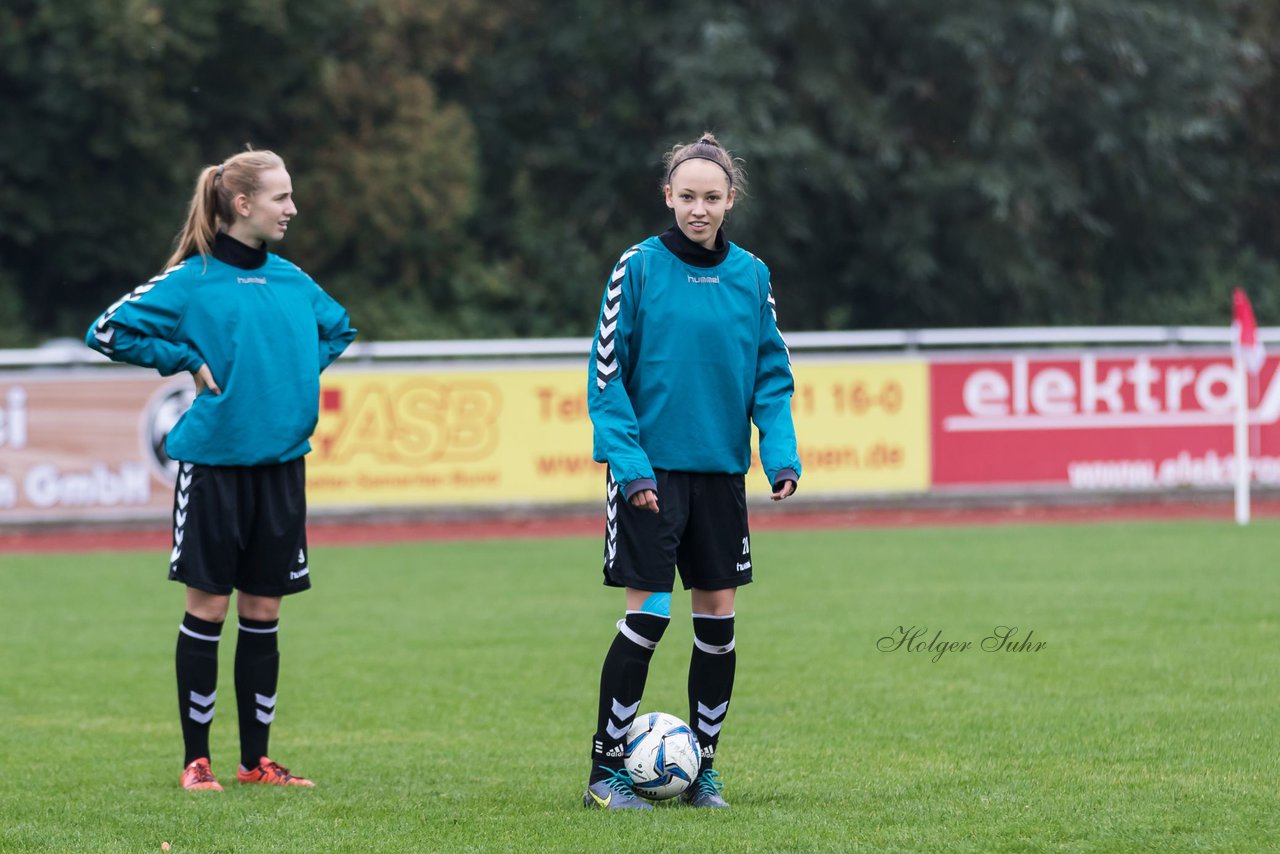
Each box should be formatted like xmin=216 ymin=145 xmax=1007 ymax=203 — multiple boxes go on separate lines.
xmin=693 ymin=636 xmax=735 ymax=655
xmin=254 ymin=692 xmax=277 ymax=709
xmin=605 ymin=720 xmax=629 ymax=740
xmin=616 ymin=618 xmax=658 ymax=650
xmin=697 ymin=719 xmax=724 ymax=737
xmin=610 ymin=698 xmax=641 ymax=721
xmin=697 ymin=700 xmax=729 ymax=720
xmin=691 ymin=612 xmax=736 ymax=620
xmin=189 ymin=689 xmax=216 ymax=707
xmin=188 ymin=707 xmax=215 ymax=725
xmin=255 ymin=709 xmax=276 ymax=725
xmin=238 ymin=622 xmax=279 ymax=634
xmin=179 ymin=624 xmax=221 ymax=643
xmin=624 ymin=610 xmax=671 ymax=619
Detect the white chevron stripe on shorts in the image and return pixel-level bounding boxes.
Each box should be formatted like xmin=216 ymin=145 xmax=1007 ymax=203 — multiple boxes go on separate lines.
xmin=604 ymin=472 xmax=620 ymax=570
xmin=170 ymin=462 xmax=193 ymax=568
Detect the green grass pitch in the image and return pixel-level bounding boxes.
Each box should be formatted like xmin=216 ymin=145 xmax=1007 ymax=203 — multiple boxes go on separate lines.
xmin=1 ymin=519 xmax=1277 ymax=852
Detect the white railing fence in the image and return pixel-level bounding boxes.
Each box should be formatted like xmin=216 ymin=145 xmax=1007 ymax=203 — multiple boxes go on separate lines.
xmin=4 ymin=326 xmax=1275 ymax=368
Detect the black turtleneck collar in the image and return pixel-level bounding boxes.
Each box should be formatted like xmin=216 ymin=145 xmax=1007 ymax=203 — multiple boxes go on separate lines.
xmin=212 ymin=231 xmax=268 ymax=270
xmin=658 ymin=225 xmax=729 ymax=268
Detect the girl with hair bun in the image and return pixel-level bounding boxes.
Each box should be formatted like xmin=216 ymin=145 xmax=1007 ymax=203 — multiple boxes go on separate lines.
xmin=86 ymin=148 xmax=356 ymax=791
xmin=582 ymin=132 xmax=801 ymax=810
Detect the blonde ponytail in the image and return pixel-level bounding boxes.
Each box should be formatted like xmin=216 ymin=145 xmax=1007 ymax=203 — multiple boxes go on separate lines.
xmin=163 ymin=149 xmax=286 ymax=270
xmin=164 ymin=166 xmax=221 ymax=269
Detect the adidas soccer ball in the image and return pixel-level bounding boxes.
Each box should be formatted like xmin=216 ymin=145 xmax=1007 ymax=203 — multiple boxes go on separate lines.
xmin=624 ymin=712 xmax=701 ymax=800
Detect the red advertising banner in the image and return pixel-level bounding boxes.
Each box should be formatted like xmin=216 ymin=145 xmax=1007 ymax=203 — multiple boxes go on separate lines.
xmin=0 ymin=371 xmax=186 ymax=521
xmin=931 ymin=351 xmax=1280 ymax=490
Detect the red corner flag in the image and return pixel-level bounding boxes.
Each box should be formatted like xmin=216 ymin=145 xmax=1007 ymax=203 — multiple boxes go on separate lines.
xmin=1233 ymin=287 xmax=1264 ymax=375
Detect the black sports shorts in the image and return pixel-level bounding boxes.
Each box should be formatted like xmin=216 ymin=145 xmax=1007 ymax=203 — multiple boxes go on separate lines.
xmin=167 ymin=457 xmax=311 ymax=597
xmin=602 ymin=468 xmax=753 ymax=592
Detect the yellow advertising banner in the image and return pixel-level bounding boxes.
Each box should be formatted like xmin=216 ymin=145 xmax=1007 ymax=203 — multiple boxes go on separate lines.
xmin=307 ymin=364 xmax=603 ymax=506
xmin=306 ymin=358 xmax=931 ymax=507
xmin=783 ymin=359 xmax=931 ymax=494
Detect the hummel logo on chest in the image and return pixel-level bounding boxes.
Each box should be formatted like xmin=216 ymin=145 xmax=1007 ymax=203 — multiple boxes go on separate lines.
xmin=687 ymin=275 xmax=720 ymax=284
xmin=237 ymin=276 xmax=267 ymax=284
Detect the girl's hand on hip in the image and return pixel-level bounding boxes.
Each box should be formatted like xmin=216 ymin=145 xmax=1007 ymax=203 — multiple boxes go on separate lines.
xmin=193 ymin=364 xmax=221 ymax=395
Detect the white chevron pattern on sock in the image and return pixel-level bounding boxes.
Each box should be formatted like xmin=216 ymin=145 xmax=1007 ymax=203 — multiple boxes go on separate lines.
xmin=605 ymin=696 xmax=641 ymax=739
xmin=254 ymin=692 xmax=277 ymax=725
xmin=696 ymin=699 xmax=729 ymax=738
xmin=188 ymin=688 xmax=216 ymax=724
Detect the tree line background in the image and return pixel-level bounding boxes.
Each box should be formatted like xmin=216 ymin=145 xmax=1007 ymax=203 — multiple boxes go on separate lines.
xmin=2 ymin=0 xmax=1278 ymax=344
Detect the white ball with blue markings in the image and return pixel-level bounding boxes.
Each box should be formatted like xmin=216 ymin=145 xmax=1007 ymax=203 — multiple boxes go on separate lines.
xmin=624 ymin=712 xmax=701 ymax=800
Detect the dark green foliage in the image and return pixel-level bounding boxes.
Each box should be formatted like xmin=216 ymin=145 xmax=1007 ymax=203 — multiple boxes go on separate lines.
xmin=1 ymin=0 xmax=1277 ymax=340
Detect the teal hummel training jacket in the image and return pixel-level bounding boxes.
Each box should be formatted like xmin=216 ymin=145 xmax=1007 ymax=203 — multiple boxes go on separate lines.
xmin=588 ymin=226 xmax=800 ymax=498
xmin=86 ymin=233 xmax=356 ymax=466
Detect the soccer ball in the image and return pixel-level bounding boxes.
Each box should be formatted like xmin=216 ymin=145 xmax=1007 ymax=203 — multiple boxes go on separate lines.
xmin=624 ymin=712 xmax=701 ymax=800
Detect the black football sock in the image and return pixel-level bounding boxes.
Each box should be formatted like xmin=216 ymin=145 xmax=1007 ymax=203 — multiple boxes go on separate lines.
xmin=176 ymin=613 xmax=223 ymax=767
xmin=235 ymin=617 xmax=280 ymax=770
xmin=688 ymin=613 xmax=736 ymax=773
xmin=588 ymin=611 xmax=669 ymax=784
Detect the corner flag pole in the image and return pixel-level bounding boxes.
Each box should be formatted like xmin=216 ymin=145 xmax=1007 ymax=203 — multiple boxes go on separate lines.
xmin=1232 ymin=287 xmax=1262 ymax=526
xmin=1234 ymin=349 xmax=1250 ymax=526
